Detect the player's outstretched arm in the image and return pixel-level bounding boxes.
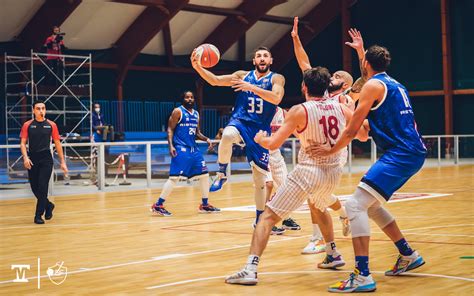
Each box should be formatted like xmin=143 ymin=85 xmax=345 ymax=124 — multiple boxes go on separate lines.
xmin=345 ymin=28 xmax=367 ymax=99
xmin=191 ymin=49 xmax=247 ymax=86
xmin=167 ymin=108 xmax=181 ymax=157
xmin=340 ymin=103 xmax=369 ymax=142
xmin=291 ymin=17 xmax=312 ymax=73
xmin=255 ymin=105 xmax=304 ymax=150
xmin=231 ymin=74 xmax=285 ymax=105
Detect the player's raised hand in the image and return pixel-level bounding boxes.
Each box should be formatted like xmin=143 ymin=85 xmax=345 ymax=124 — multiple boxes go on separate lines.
xmin=291 ymin=16 xmax=299 ymax=38
xmin=345 ymin=28 xmax=364 ymax=51
xmin=190 ymin=49 xmax=201 ymax=68
xmin=231 ymin=78 xmax=255 ymax=93
xmin=305 ymin=140 xmax=332 ymax=157
xmin=254 ymin=130 xmax=268 ymax=144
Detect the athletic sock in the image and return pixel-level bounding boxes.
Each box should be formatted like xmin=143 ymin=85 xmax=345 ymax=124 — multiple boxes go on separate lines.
xmin=201 ymin=198 xmax=208 ymax=206
xmin=355 ymin=256 xmax=370 ymax=276
xmin=395 ymin=238 xmax=414 ymax=256
xmin=245 ymin=255 xmax=259 ymax=272
xmin=218 ymin=163 xmax=228 ymax=176
xmin=312 ymin=224 xmax=323 ymax=240
xmin=255 ymin=210 xmax=264 ymax=224
xmin=326 ymin=241 xmax=337 ymax=256
xmin=155 ymin=197 xmax=165 ymax=207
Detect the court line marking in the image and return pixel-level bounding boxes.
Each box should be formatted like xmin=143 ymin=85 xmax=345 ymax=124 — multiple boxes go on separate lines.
xmin=145 ymin=270 xmax=474 ymax=290
xmin=0 ymin=234 xmax=305 ymax=285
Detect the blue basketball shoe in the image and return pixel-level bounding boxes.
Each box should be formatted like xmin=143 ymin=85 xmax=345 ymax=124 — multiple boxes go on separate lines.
xmin=210 ymin=172 xmax=227 ymax=192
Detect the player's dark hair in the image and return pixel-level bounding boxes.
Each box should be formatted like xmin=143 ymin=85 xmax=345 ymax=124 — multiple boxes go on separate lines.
xmin=181 ymin=90 xmax=195 ymax=101
xmin=303 ymin=67 xmax=331 ymax=97
xmin=366 ymin=45 xmax=391 ymax=72
xmin=254 ymin=46 xmax=271 ymax=57
xmin=32 ymin=100 xmax=45 ymax=108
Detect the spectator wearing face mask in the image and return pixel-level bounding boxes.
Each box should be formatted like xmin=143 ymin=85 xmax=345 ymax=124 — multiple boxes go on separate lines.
xmin=92 ymin=103 xmax=114 ymax=142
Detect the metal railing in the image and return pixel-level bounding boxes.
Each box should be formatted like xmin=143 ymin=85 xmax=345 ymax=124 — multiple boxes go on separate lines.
xmin=0 ymin=135 xmax=473 ymax=192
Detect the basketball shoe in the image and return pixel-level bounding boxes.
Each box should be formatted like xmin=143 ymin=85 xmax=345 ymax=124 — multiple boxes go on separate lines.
xmin=317 ymin=253 xmax=346 ymax=269
xmin=225 ymin=268 xmax=258 ymax=285
xmin=301 ymin=236 xmax=326 ymax=254
xmin=210 ymin=172 xmax=227 ymax=192
xmin=150 ymin=204 xmax=172 ymax=216
xmin=282 ymin=218 xmax=301 ymax=230
xmin=328 ymin=269 xmax=376 ymax=293
xmin=199 ymin=204 xmax=221 ymax=213
xmin=385 ymin=250 xmax=425 ymax=276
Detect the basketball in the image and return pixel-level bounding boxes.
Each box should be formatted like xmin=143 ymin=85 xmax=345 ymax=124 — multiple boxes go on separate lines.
xmin=196 ymin=43 xmax=220 ymax=68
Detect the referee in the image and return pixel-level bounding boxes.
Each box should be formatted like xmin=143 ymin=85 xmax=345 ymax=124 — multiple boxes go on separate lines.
xmin=20 ymin=100 xmax=68 ymax=224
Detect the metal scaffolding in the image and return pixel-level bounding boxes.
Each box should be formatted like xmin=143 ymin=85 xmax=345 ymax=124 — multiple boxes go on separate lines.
xmin=4 ymin=51 xmax=93 ymax=179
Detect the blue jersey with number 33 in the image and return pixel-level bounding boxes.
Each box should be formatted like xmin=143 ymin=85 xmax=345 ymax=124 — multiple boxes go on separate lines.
xmin=173 ymin=106 xmax=199 ymax=148
xmin=230 ymin=71 xmax=277 ymax=130
xmin=367 ymin=72 xmax=426 ymax=155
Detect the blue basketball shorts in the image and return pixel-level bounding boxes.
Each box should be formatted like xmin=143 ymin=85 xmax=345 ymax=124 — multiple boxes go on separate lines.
xmin=228 ymin=118 xmax=270 ymax=172
xmin=169 ymin=145 xmax=208 ymax=179
xmin=359 ymin=148 xmax=426 ymax=203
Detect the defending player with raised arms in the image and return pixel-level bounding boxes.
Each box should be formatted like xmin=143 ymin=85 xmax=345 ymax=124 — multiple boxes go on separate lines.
xmin=191 ymin=46 xmax=285 ymax=227
xmin=308 ymin=45 xmax=427 ymax=293
xmin=224 ymin=67 xmax=368 ymax=285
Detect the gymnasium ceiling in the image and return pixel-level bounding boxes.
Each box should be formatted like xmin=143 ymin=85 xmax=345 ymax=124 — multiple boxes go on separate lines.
xmin=0 ymin=0 xmax=354 ymax=82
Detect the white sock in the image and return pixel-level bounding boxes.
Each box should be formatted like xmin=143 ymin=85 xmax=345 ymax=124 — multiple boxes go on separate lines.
xmin=245 ymin=255 xmax=259 ymax=271
xmin=326 ymin=241 xmax=337 ymax=256
xmin=311 ymin=224 xmax=323 ymax=241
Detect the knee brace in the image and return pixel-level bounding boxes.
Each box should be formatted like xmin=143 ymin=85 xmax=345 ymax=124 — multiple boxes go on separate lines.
xmin=345 ymin=187 xmax=378 ymax=238
xmin=368 ymin=204 xmax=394 ymax=229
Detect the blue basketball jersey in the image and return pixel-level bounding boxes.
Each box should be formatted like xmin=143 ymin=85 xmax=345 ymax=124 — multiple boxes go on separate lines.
xmin=367 ymin=73 xmax=426 ymax=155
xmin=173 ymin=106 xmax=199 ymax=148
xmin=230 ymin=70 xmax=277 ymax=130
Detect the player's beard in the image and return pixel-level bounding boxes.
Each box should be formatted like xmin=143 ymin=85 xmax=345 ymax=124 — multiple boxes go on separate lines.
xmin=327 ymin=81 xmax=344 ymax=93
xmin=255 ymin=63 xmax=270 ymax=73
xmin=183 ymin=101 xmax=194 ymax=110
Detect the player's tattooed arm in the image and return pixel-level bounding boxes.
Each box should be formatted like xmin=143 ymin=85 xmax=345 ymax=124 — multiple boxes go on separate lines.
xmin=255 ymin=105 xmax=303 ymax=150
xmin=167 ymin=108 xmax=181 ymax=157
xmin=291 ymin=16 xmax=312 ymax=73
xmin=231 ymin=74 xmax=285 ymax=105
xmin=191 ymin=49 xmax=247 ymax=86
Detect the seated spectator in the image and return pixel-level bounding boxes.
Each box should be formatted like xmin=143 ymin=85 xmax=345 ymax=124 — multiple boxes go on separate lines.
xmin=92 ymin=103 xmax=114 ymax=142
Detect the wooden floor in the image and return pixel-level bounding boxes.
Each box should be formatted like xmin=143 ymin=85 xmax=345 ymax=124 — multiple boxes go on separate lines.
xmin=0 ymin=165 xmax=473 ymax=295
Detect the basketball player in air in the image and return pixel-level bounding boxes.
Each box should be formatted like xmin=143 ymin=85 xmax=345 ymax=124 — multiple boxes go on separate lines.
xmin=292 ymin=17 xmax=368 ymax=254
xmin=191 ymin=46 xmax=285 ymax=226
xmin=225 ymin=67 xmax=369 ymax=285
xmin=307 ymin=46 xmax=426 ymax=293
xmin=264 ymin=106 xmax=301 ymax=235
xmin=151 ymin=91 xmax=220 ymax=216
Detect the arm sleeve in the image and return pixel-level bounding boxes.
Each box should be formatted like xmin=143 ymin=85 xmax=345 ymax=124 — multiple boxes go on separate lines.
xmin=20 ymin=120 xmax=31 ymax=139
xmin=49 ymin=121 xmax=61 ymax=140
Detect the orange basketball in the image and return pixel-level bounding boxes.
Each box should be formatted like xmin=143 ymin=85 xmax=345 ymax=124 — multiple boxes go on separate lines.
xmin=196 ymin=43 xmax=220 ymax=68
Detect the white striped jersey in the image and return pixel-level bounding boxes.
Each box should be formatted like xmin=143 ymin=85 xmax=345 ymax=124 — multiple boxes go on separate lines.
xmin=269 ymin=106 xmax=285 ymax=154
xmin=296 ymin=99 xmax=346 ymax=166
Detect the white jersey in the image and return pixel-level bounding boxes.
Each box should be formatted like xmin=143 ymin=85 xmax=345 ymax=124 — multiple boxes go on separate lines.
xmin=269 ymin=107 xmax=286 ymax=154
xmin=296 ymin=100 xmax=346 ymax=166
